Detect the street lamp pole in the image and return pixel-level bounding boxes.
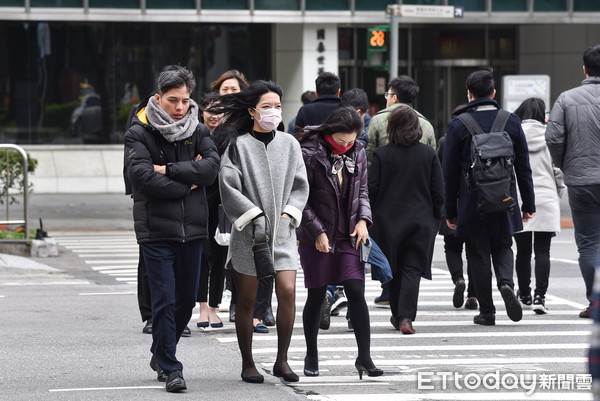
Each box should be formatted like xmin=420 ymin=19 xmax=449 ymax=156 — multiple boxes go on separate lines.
xmin=387 ymin=4 xmax=400 ymax=81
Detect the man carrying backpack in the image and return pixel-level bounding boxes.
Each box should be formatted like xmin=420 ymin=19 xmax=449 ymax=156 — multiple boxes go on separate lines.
xmin=443 ymin=70 xmax=535 ymax=326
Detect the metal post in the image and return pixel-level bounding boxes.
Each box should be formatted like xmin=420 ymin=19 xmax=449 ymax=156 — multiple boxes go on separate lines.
xmin=349 ymin=0 xmax=355 ymax=16
xmin=196 ymin=0 xmax=201 ymax=14
xmin=24 ymin=0 xmax=30 ymax=14
xmin=389 ymin=5 xmax=399 ymax=81
xmin=527 ymin=0 xmax=534 ymax=16
xmin=249 ymin=0 xmax=254 ymax=16
xmin=140 ymin=0 xmax=146 ymax=14
xmin=83 ymin=0 xmax=89 ymax=14
xmin=300 ymin=0 xmax=306 ymax=16
xmin=568 ymin=0 xmax=574 ymax=18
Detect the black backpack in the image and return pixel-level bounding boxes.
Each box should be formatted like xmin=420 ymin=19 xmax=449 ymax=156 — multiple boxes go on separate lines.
xmin=457 ymin=110 xmax=516 ymax=214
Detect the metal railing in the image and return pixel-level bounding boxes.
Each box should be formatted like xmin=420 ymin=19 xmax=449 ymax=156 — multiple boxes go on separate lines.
xmin=0 ymin=144 xmax=29 ymax=243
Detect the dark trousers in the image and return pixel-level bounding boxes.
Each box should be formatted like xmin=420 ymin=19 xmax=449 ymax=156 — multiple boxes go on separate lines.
xmin=137 ymin=246 xmax=152 ymax=322
xmin=444 ymin=235 xmax=475 ymax=298
xmin=569 ymin=184 xmax=600 ymax=302
xmin=197 ymin=240 xmax=227 ymax=308
xmin=389 ymin=265 xmax=421 ymax=321
xmin=514 ymin=231 xmax=553 ymax=297
xmin=142 ymin=240 xmax=203 ymax=374
xmin=466 ymin=229 xmax=514 ymax=315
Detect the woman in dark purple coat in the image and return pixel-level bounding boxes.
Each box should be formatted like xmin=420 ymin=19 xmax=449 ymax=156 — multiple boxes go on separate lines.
xmin=298 ymin=107 xmax=383 ymax=380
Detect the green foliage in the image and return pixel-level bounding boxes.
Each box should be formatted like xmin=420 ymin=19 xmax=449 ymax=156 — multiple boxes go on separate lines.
xmin=0 ymin=149 xmax=37 ymax=205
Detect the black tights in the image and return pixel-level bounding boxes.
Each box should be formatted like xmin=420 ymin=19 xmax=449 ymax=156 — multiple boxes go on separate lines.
xmin=303 ymin=279 xmax=374 ymax=367
xmin=234 ymin=270 xmax=296 ymax=376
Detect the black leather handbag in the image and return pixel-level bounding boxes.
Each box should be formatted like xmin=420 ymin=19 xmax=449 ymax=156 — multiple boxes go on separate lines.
xmin=252 ymin=216 xmax=275 ymax=279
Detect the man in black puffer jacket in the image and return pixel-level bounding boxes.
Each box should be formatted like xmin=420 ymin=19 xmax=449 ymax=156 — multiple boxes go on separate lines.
xmin=124 ymin=65 xmax=219 ymax=393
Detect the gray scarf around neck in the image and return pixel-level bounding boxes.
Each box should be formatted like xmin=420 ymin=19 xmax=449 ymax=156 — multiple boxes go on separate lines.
xmin=145 ymin=96 xmax=199 ymax=143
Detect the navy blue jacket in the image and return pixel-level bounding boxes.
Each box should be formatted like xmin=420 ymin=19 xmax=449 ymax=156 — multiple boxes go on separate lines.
xmin=294 ymin=95 xmax=341 ymax=133
xmin=443 ymin=99 xmax=535 ymax=237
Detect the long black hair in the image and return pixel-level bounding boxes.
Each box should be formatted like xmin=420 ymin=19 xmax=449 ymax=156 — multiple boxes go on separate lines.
xmin=514 ymin=97 xmax=546 ymax=124
xmin=299 ymin=106 xmax=363 ymax=143
xmin=207 ymin=80 xmax=284 ymax=161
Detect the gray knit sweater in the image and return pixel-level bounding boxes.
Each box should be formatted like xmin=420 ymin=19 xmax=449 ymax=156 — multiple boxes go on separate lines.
xmin=219 ymin=131 xmax=309 ymax=272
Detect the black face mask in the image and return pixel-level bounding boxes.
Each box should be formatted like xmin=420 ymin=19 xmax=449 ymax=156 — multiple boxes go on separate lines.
xmin=252 ymin=215 xmax=275 ymax=279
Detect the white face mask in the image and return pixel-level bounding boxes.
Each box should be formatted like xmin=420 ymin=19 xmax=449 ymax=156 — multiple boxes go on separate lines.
xmin=255 ymin=107 xmax=282 ymax=131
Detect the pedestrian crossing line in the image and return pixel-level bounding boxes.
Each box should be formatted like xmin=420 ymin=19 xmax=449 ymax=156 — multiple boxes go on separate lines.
xmin=252 ymin=343 xmax=590 ymax=355
xmin=265 ymin=356 xmax=587 ymax=368
xmin=67 ymin=246 xmax=138 ymax=250
xmin=90 ymin=265 xmax=137 ymax=271
xmin=546 ymin=294 xmax=588 ymax=309
xmin=79 ymin=292 xmax=136 ymax=296
xmin=217 ymin=330 xmax=592 ymax=343
xmin=307 ymin=392 xmax=592 ymax=401
xmin=84 ymin=260 xmax=138 ymax=264
xmin=0 ymin=280 xmax=91 ymax=286
xmin=290 ymin=310 xmax=580 ymax=317
xmin=105 ymin=272 xmax=138 ymax=277
xmin=115 ymin=277 xmax=137 ymax=282
xmin=77 ymin=254 xmax=139 ymax=258
xmin=101 ymin=269 xmax=138 ymax=274
xmin=267 ymin=299 xmax=577 ymax=308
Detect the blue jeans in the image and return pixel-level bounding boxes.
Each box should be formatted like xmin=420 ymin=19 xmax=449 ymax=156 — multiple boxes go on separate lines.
xmin=569 ymin=185 xmax=600 ymax=302
xmin=141 ymin=239 xmax=203 ymax=374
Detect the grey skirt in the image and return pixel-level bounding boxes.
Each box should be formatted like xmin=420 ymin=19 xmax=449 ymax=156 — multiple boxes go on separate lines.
xmin=229 ymin=215 xmax=300 ymax=276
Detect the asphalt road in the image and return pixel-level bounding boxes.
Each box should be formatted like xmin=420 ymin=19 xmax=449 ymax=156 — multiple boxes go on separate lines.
xmin=0 ymin=194 xmax=592 ymax=401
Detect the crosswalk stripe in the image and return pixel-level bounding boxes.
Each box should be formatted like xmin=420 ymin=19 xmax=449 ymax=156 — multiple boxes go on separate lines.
xmin=252 ymin=343 xmax=590 ymax=354
xmin=90 ymin=265 xmax=137 ymax=271
xmin=306 ymin=393 xmax=592 ymax=400
xmin=267 ymin=356 xmax=587 ymax=368
xmin=216 ymin=330 xmax=591 ymax=343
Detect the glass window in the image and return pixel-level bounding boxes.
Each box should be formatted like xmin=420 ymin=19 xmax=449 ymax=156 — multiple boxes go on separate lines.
xmin=574 ymin=0 xmax=600 ymax=11
xmin=534 ymin=0 xmax=567 ymax=11
xmin=255 ymin=0 xmax=299 ymax=10
xmin=90 ymin=0 xmax=138 ymax=8
xmin=0 ymin=21 xmax=271 ymax=145
xmin=449 ymin=0 xmax=486 ymax=11
xmin=147 ymin=0 xmax=194 ymax=9
xmin=202 ymin=0 xmax=246 ymax=9
xmin=0 ymin=0 xmax=23 ymax=5
xmin=355 ymin=0 xmax=388 ymax=11
xmin=31 ymin=0 xmax=82 ymax=6
xmin=492 ymin=0 xmax=527 ymax=11
xmin=306 ymin=0 xmax=348 ymax=11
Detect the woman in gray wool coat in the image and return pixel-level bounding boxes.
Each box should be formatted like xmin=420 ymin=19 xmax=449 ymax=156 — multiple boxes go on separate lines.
xmin=212 ymin=81 xmax=309 ymax=384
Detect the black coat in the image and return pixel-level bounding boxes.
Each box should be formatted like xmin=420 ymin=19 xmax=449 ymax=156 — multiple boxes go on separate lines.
xmin=443 ymin=99 xmax=535 ymax=237
xmin=369 ymin=142 xmax=443 ymax=279
xmin=124 ymin=100 xmax=220 ymax=243
xmin=294 ymin=95 xmax=341 ymax=133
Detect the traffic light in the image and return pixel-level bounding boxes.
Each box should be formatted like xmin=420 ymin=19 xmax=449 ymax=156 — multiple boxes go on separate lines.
xmin=367 ymin=25 xmax=389 ymax=69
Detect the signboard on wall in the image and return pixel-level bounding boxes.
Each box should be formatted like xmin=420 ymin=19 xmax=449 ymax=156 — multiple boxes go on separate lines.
xmin=502 ymin=75 xmax=551 ymax=112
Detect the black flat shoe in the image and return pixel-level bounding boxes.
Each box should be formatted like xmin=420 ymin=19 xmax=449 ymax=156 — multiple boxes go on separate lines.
xmin=181 ymin=326 xmax=192 ymax=337
xmin=241 ymin=368 xmax=264 ymax=384
xmin=390 ymin=316 xmax=399 ymax=330
xmin=253 ymin=322 xmax=269 ymax=334
xmin=273 ymin=363 xmax=299 ymax=382
xmin=149 ymin=355 xmax=167 ymax=382
xmin=354 ymin=358 xmax=383 ymax=380
xmin=142 ymin=320 xmax=152 ymax=334
xmin=303 ymin=355 xmax=319 ymax=377
xmin=464 ymin=297 xmax=478 ymax=310
xmin=197 ymin=321 xmax=209 ymax=328
xmin=500 ymin=285 xmax=523 ymax=322
xmin=473 ymin=313 xmax=495 ymax=326
xmin=453 ymin=279 xmax=466 ymax=308
xmin=165 ymin=370 xmax=186 ymax=393
xmin=263 ymin=306 xmax=276 ymax=327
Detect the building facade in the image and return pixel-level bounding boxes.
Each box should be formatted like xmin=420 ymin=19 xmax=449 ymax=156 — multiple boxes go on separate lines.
xmin=1 ymin=0 xmax=599 ymax=192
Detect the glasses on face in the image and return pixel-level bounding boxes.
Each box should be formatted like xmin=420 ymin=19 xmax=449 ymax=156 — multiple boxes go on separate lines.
xmin=384 ymin=91 xmax=395 ymax=100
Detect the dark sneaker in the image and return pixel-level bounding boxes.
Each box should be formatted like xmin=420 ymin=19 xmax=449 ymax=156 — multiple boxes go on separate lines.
xmin=142 ymin=320 xmax=152 ymax=334
xmin=165 ymin=370 xmax=187 ymax=393
xmin=181 ymin=326 xmax=191 ymax=337
xmin=330 ymin=288 xmax=348 ymax=316
xmin=473 ymin=313 xmax=495 ymax=326
xmin=500 ymin=285 xmax=523 ymax=322
xmin=464 ymin=297 xmax=478 ymax=310
xmin=150 ymin=355 xmax=167 ymax=382
xmin=453 ymin=279 xmax=466 ymax=308
xmin=579 ymin=305 xmax=591 ymax=319
xmin=517 ymin=289 xmax=532 ymax=307
xmin=319 ymin=294 xmax=332 ymax=330
xmin=374 ymin=286 xmax=390 ymax=307
xmin=532 ymin=295 xmax=547 ymax=315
